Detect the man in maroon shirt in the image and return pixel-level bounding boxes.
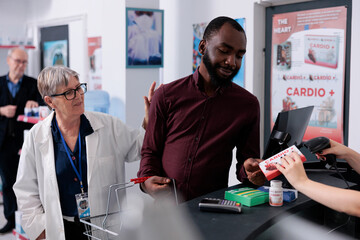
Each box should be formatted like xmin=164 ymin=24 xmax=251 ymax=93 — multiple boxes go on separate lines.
xmin=138 ymin=16 xmax=266 ymax=202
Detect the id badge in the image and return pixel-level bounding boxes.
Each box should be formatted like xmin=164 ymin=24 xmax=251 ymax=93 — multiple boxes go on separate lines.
xmin=75 ymin=192 xmax=90 ymax=218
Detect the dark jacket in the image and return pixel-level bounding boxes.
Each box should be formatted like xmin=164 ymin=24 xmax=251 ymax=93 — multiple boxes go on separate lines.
xmin=0 ymin=74 xmax=42 ymax=150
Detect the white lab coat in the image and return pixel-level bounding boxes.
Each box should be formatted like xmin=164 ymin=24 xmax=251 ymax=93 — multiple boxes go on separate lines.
xmin=13 ymin=111 xmax=144 ymax=240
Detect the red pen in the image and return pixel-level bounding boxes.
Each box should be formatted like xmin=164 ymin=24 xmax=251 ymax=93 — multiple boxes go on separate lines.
xmin=129 ymin=176 xmax=152 ymax=184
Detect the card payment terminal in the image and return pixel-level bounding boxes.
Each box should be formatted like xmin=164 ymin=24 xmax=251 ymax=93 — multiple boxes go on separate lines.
xmin=199 ymin=198 xmax=242 ymax=213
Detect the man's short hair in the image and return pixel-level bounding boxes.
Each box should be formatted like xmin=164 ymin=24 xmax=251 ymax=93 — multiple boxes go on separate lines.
xmin=7 ymin=47 xmax=27 ymax=57
xmin=203 ymin=16 xmax=245 ymax=41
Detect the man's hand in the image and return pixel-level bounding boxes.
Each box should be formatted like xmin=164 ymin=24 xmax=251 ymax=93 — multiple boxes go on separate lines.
xmin=25 ymin=100 xmax=39 ymax=109
xmin=0 ymin=105 xmax=17 ymax=118
xmin=244 ymin=158 xmax=266 ymax=186
xmin=141 ymin=176 xmax=172 ymax=199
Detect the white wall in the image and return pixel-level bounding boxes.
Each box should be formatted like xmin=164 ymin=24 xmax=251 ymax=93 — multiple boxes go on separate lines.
xmin=348 ymin=0 xmax=360 ymax=152
xmin=0 ymin=0 xmax=30 ymax=75
xmin=102 ymin=0 xmax=126 ymax=121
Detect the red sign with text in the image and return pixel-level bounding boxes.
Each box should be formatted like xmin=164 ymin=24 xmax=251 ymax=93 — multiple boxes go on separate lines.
xmin=270 ymin=6 xmax=347 ymax=143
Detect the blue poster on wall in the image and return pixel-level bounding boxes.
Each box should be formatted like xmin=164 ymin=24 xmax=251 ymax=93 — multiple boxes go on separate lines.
xmin=192 ymin=18 xmax=245 ymax=87
xmin=43 ymin=40 xmax=68 ymax=67
xmin=40 ymin=25 xmax=69 ymax=69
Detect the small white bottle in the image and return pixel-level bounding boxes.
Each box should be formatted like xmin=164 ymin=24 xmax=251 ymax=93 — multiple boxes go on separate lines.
xmin=269 ymin=180 xmax=283 ymax=207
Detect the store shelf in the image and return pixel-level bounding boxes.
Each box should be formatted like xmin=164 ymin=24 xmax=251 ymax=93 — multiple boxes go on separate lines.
xmin=0 ymin=45 xmax=35 ymax=49
xmin=17 ymin=115 xmax=41 ymax=124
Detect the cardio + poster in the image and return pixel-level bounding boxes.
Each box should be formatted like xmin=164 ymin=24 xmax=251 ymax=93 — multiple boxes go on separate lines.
xmin=270 ymin=6 xmax=347 ymax=143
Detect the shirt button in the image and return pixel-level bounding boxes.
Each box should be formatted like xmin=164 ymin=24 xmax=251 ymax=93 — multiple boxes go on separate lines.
xmin=195 ymin=137 xmax=199 ymax=141
xmin=188 ymin=158 xmax=191 ymax=162
xmin=74 ymin=178 xmax=78 ymax=182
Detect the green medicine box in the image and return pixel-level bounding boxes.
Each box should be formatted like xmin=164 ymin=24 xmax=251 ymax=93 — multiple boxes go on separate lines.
xmin=225 ymin=187 xmax=269 ymax=207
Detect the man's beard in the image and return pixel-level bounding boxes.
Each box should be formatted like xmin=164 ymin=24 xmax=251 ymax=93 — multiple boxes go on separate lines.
xmin=202 ymin=50 xmax=239 ymax=88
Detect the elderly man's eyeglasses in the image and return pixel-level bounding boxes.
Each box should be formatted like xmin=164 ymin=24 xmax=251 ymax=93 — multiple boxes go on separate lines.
xmin=11 ymin=57 xmax=28 ymax=65
xmin=51 ymin=83 xmax=87 ymax=100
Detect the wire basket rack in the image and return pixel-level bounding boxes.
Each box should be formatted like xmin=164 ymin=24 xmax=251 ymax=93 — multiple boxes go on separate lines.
xmin=80 ymin=177 xmax=153 ymax=240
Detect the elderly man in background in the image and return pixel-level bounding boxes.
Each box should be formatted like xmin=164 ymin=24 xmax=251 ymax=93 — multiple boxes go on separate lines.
xmin=0 ymin=47 xmax=42 ymax=233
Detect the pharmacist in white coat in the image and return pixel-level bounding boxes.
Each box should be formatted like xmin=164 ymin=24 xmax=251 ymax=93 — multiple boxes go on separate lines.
xmin=13 ymin=66 xmax=155 ymax=240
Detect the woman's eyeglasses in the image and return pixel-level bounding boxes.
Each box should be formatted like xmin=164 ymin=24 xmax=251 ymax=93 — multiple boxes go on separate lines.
xmin=51 ymin=83 xmax=87 ymax=100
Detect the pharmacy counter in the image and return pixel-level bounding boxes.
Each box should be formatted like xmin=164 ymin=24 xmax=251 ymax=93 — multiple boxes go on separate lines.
xmin=182 ymin=168 xmax=360 ymax=239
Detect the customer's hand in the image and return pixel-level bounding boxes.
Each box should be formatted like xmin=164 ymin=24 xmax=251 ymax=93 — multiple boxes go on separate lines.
xmin=142 ymin=176 xmax=172 ymax=198
xmin=0 ymin=105 xmax=17 ymax=118
xmin=276 ymin=152 xmax=309 ymax=189
xmin=244 ymin=158 xmax=266 ymax=186
xmin=25 ymin=100 xmax=39 ymax=109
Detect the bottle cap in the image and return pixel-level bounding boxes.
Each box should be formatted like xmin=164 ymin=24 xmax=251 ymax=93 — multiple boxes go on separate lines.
xmin=270 ymin=180 xmax=282 ymax=187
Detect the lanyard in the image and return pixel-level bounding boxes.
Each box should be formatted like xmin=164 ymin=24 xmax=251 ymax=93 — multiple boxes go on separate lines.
xmin=55 ymin=118 xmax=84 ymax=194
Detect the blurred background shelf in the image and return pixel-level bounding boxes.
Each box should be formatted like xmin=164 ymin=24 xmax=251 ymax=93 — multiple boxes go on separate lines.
xmin=0 ymin=45 xmax=35 ymax=49
xmin=17 ymin=115 xmax=41 ymax=124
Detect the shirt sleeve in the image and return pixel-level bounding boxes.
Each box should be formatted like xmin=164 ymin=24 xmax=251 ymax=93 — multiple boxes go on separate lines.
xmin=137 ymin=86 xmax=167 ymax=177
xmin=235 ymin=97 xmax=260 ymax=182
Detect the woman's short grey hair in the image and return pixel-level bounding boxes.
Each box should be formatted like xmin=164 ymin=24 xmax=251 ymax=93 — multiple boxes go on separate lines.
xmin=37 ymin=66 xmax=79 ymax=99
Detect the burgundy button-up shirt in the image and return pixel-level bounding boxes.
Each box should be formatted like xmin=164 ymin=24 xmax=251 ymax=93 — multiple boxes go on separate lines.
xmin=138 ymin=69 xmax=260 ymax=201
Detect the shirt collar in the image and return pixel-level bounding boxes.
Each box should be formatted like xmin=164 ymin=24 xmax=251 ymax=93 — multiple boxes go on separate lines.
xmin=6 ymin=73 xmax=23 ymax=85
xmin=80 ymin=114 xmax=95 ymax=137
xmin=51 ymin=113 xmax=94 ymax=144
xmin=193 ymin=67 xmax=225 ymax=96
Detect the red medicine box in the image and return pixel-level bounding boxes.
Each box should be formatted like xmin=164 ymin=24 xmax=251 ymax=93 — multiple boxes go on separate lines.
xmin=259 ymin=145 xmax=306 ymax=181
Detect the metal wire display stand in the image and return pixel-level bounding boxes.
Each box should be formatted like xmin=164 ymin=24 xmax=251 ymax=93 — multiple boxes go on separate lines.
xmin=80 ymin=180 xmax=142 ymax=240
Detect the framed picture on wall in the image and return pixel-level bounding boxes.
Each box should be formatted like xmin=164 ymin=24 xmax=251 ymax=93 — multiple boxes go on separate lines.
xmin=126 ymin=8 xmax=164 ymax=68
xmin=43 ymin=40 xmax=68 ymax=67
xmin=40 ymin=25 xmax=69 ymax=69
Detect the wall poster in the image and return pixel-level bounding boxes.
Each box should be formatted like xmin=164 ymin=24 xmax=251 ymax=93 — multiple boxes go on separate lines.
xmin=265 ymin=0 xmax=352 ymax=147
xmin=192 ymin=18 xmax=245 ymax=88
xmin=40 ymin=25 xmax=69 ymax=69
xmin=126 ymin=8 xmax=164 ymax=68
xmin=88 ymin=36 xmax=102 ymax=90
xmin=43 ymin=40 xmax=68 ymax=67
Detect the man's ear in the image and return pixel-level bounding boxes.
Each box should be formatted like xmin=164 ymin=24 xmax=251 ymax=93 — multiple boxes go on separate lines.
xmin=44 ymin=96 xmax=54 ymax=109
xmin=6 ymin=56 xmax=11 ymax=66
xmin=198 ymin=39 xmax=206 ymax=55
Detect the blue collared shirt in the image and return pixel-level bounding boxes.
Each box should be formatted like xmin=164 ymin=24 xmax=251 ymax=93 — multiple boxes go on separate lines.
xmin=51 ymin=114 xmax=94 ymax=217
xmin=6 ymin=74 xmax=23 ymax=98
